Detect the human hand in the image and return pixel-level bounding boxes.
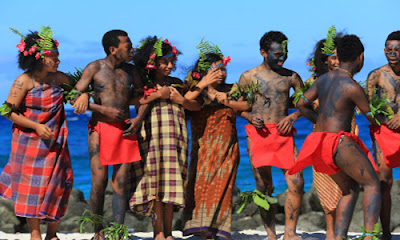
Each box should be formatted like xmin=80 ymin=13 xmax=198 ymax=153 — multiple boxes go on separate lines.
xmin=72 ymin=93 xmax=89 ymax=114
xmin=215 ymin=92 xmax=229 ymax=105
xmin=276 ymin=116 xmax=295 ymax=135
xmin=387 ymin=114 xmax=400 ymax=130
xmin=35 ymin=124 xmax=53 ymax=139
xmin=250 ymin=115 xmax=265 ymax=130
xmin=158 ymin=86 xmax=171 ymax=100
xmin=102 ymin=107 xmax=126 ymax=121
xmin=122 ymin=118 xmax=142 ymax=136
xmin=201 ymin=68 xmax=222 ymax=86
xmin=169 ymin=87 xmax=184 ymax=104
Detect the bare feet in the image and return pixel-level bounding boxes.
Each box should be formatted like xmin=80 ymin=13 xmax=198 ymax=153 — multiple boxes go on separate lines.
xmin=283 ymin=232 xmax=301 ymax=240
xmin=154 ymin=232 xmax=165 ymax=240
xmin=165 ymin=236 xmax=174 ymax=240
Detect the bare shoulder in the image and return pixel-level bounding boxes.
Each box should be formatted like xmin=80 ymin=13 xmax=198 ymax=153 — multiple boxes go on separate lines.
xmin=305 ymin=76 xmax=317 ymax=84
xmin=367 ymin=65 xmax=384 ymax=80
xmin=14 ymin=73 xmax=35 ymax=90
xmin=239 ymin=68 xmax=256 ymax=85
xmin=53 ymin=71 xmax=71 ymax=86
xmin=85 ymin=59 xmax=103 ymax=72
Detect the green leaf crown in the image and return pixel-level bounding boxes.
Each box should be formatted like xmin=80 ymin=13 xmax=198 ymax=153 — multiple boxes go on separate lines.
xmin=196 ymin=38 xmax=223 ymax=72
xmin=321 ymin=25 xmax=337 ymax=55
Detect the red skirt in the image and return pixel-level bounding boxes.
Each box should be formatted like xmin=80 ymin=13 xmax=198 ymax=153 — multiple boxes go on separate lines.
xmin=245 ymin=123 xmax=296 ymax=169
xmin=88 ymin=122 xmax=141 ymax=165
xmin=289 ymin=131 xmax=377 ymax=175
xmin=370 ymin=125 xmax=400 ymax=168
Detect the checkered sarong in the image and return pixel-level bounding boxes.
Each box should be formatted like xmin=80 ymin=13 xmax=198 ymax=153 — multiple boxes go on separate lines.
xmin=129 ymin=99 xmax=188 ymax=216
xmin=0 ymin=84 xmax=73 ymax=221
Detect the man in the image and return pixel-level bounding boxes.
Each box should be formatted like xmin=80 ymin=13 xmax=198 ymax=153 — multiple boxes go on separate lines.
xmin=289 ymin=35 xmax=381 ymax=240
xmin=367 ymin=30 xmax=400 ymax=240
xmin=73 ymin=30 xmax=169 ymax=239
xmin=238 ymin=31 xmax=304 ymax=240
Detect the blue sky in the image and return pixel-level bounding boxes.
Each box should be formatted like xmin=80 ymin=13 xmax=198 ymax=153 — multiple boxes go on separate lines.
xmin=1 ymin=0 xmax=398 ymax=105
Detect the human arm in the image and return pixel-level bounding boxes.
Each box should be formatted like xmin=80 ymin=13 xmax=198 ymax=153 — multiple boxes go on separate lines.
xmin=122 ymin=104 xmax=149 ymax=136
xmin=184 ymin=68 xmax=222 ymax=100
xmin=350 ymin=82 xmax=377 ymax=125
xmin=4 ymin=75 xmax=53 ymax=139
xmin=170 ymin=87 xmax=201 ymax=111
xmin=296 ymin=79 xmax=319 ymax=124
xmin=130 ymin=86 xmax=170 ymax=105
xmin=215 ymin=91 xmax=250 ymax=111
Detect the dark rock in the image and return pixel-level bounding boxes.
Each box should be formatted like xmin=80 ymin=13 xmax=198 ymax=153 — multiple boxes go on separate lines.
xmin=69 ymin=188 xmax=85 ymax=203
xmin=232 ymin=215 xmax=263 ymax=231
xmin=297 ymin=212 xmax=325 ymax=231
xmin=59 ymin=216 xmax=82 ymax=232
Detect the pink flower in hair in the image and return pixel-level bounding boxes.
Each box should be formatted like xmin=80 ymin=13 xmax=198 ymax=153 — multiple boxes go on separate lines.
xmin=172 ymin=46 xmax=178 ymax=55
xmin=145 ymin=64 xmax=157 ymax=70
xmin=35 ymin=52 xmax=41 ymax=60
xmin=55 ymin=40 xmax=59 ymax=47
xmin=29 ymin=46 xmax=37 ymax=55
xmin=192 ymin=72 xmax=201 ymax=79
xmin=16 ymin=39 xmax=26 ymax=52
xmin=222 ymin=56 xmax=231 ymax=65
xmin=43 ymin=50 xmax=52 ymax=56
xmin=23 ymin=51 xmax=29 ymax=56
xmin=149 ymin=53 xmax=156 ymax=59
xmin=164 ymin=39 xmax=171 ymax=45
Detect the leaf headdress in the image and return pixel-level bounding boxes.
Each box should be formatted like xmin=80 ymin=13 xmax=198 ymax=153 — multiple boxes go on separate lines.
xmin=321 ymin=25 xmax=337 ymax=55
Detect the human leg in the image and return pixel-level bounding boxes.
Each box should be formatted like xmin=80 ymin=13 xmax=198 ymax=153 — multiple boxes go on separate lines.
xmin=44 ymin=221 xmax=60 ymax=240
xmin=111 ymin=163 xmax=130 ymax=224
xmin=325 ymin=211 xmax=336 ymax=240
xmin=282 ymin=145 xmax=304 ymax=240
xmin=331 ymin=136 xmax=381 ymax=240
xmin=27 ymin=218 xmax=42 ymax=240
xmin=88 ymin=131 xmax=108 ymax=238
xmin=153 ymin=201 xmax=165 ymax=240
xmin=163 ymin=203 xmax=174 ymax=240
xmin=374 ymin=140 xmax=393 ymax=240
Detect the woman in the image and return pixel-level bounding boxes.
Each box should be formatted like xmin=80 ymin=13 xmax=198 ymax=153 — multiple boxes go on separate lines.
xmin=306 ymin=29 xmax=357 ymax=240
xmin=0 ymin=27 xmax=87 ymax=240
xmin=129 ymin=36 xmax=200 ymax=240
xmin=183 ymin=48 xmax=248 ymax=239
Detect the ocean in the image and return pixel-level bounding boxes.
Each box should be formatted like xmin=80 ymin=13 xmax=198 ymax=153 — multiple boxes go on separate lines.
xmin=0 ymin=109 xmax=399 ymax=199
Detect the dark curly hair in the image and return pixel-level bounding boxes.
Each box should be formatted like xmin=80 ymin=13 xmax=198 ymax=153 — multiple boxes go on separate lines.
xmin=102 ymin=30 xmax=128 ymax=55
xmin=309 ymin=34 xmax=343 ymax=77
xmin=17 ymin=31 xmax=57 ymax=72
xmin=133 ymin=36 xmax=181 ymax=72
xmin=260 ymin=31 xmax=288 ymax=52
xmin=337 ymin=34 xmax=364 ymax=63
xmin=191 ymin=53 xmax=223 ymax=77
xmin=387 ymin=31 xmax=400 ymax=42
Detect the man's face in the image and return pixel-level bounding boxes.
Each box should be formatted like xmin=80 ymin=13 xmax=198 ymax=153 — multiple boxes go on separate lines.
xmin=265 ymin=42 xmax=287 ymax=70
xmin=384 ymin=40 xmax=400 ymax=67
xmin=115 ymin=36 xmax=133 ymax=62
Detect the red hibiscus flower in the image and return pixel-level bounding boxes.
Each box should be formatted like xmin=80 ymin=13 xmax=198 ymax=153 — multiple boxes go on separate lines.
xmin=16 ymin=39 xmax=26 ymax=52
xmin=29 ymin=46 xmax=37 ymax=55
xmin=172 ymin=46 xmax=178 ymax=55
xmin=143 ymin=86 xmax=157 ymax=98
xmin=192 ymin=72 xmax=201 ymax=79
xmin=222 ymin=56 xmax=231 ymax=65
xmin=55 ymin=40 xmax=59 ymax=47
xmin=43 ymin=50 xmax=52 ymax=56
xmin=145 ymin=64 xmax=157 ymax=70
xmin=23 ymin=51 xmax=29 ymax=56
xmin=149 ymin=53 xmax=156 ymax=59
xmin=35 ymin=52 xmax=41 ymax=60
xmin=164 ymin=39 xmax=171 ymax=45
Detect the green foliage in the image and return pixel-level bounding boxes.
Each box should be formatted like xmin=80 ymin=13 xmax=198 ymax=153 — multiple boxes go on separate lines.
xmin=196 ymin=38 xmax=223 ymax=72
xmin=321 ymin=25 xmax=337 ymax=55
xmin=63 ymin=68 xmax=84 ymax=104
xmin=359 ymin=223 xmax=381 ymax=240
xmin=76 ymin=210 xmax=107 ymax=233
xmin=230 ymin=80 xmax=261 ymax=107
xmin=9 ymin=27 xmax=25 ymax=39
xmin=101 ymin=222 xmax=130 ymax=240
xmin=236 ymin=189 xmax=277 ymax=214
xmin=137 ymin=40 xmax=147 ymax=49
xmin=368 ymin=87 xmax=394 ymax=125
xmin=281 ymin=40 xmax=288 ymax=56
xmin=66 ymin=67 xmax=83 ymax=86
xmin=154 ymin=38 xmax=163 ymax=57
xmin=37 ymin=26 xmax=55 ymax=52
xmin=292 ymin=81 xmax=313 ymax=107
xmin=0 ymin=102 xmax=12 ymax=116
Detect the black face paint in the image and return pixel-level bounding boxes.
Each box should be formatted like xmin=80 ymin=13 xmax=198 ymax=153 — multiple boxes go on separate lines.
xmin=265 ymin=42 xmax=287 ymax=70
xmin=385 ymin=40 xmax=400 ymax=66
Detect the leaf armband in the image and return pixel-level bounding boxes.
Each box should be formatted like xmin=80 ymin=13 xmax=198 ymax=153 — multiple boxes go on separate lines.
xmin=358 ymin=223 xmax=381 ymax=240
xmin=229 ymin=81 xmax=261 ymax=107
xmin=292 ymin=81 xmax=313 ymax=107
xmin=0 ymin=101 xmax=16 ymax=116
xmin=236 ymin=189 xmax=277 ymax=214
xmin=357 ymin=87 xmax=394 ymax=125
xmin=63 ymin=87 xmax=82 ymax=104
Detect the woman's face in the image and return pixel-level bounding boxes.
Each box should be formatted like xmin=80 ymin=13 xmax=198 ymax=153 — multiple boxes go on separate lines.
xmin=326 ymin=48 xmax=339 ymax=71
xmin=42 ymin=51 xmax=60 ymax=73
xmin=156 ymin=53 xmax=175 ymax=77
xmin=207 ymin=60 xmax=226 ymax=85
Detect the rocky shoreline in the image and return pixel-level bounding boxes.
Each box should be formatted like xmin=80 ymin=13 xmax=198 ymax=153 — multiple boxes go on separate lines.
xmin=1 ymin=180 xmax=400 ymax=234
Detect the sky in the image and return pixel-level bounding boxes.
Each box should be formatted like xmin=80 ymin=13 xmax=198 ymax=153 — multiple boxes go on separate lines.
xmin=0 ymin=0 xmax=399 ymax=106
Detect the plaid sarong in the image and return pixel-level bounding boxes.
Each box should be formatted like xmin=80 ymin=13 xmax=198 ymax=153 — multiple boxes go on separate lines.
xmin=0 ymin=84 xmax=73 ymax=221
xmin=129 ymin=99 xmax=188 ymax=217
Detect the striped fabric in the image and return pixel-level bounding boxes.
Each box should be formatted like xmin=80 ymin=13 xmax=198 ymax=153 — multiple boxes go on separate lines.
xmin=183 ymin=106 xmax=240 ymax=239
xmin=129 ymin=98 xmax=188 ymax=217
xmin=312 ymin=115 xmax=357 ymax=213
xmin=0 ymin=84 xmax=73 ymax=221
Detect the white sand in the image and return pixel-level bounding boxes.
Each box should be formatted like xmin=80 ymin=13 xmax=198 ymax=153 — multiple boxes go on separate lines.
xmin=1 ymin=230 xmax=399 ymax=240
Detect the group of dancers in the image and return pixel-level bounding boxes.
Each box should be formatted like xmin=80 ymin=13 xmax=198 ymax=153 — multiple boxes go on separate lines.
xmin=0 ymin=25 xmax=399 ymax=240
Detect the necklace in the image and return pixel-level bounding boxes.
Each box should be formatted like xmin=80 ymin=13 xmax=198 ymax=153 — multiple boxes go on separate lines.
xmin=337 ymin=68 xmax=353 ymax=78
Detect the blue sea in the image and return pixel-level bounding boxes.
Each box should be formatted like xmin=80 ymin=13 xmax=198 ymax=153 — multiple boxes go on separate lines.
xmin=1 ymin=109 xmax=399 ymax=199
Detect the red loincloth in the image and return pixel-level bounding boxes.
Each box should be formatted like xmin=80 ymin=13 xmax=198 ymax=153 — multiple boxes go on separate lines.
xmin=370 ymin=125 xmax=400 ymax=168
xmin=88 ymin=122 xmax=141 ymax=165
xmin=289 ymin=131 xmax=377 ymax=175
xmin=245 ymin=123 xmax=296 ymax=169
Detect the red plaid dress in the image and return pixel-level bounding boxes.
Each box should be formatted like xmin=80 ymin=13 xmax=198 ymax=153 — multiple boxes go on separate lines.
xmin=0 ymin=84 xmax=73 ymax=221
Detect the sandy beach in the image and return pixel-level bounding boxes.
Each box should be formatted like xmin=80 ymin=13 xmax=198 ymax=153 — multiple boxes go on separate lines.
xmin=1 ymin=230 xmax=400 ymax=240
